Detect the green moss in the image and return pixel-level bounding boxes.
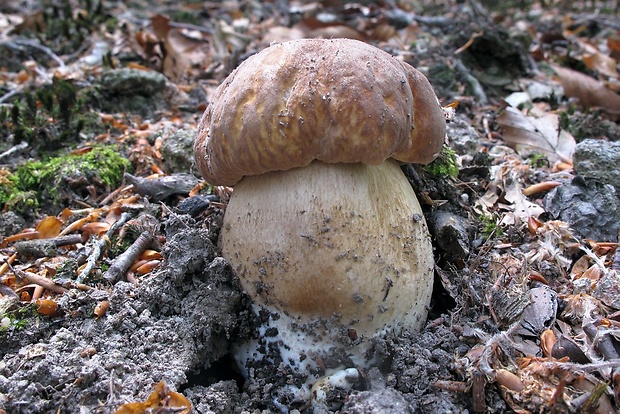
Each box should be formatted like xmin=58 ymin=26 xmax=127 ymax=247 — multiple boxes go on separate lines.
xmin=3 ymin=146 xmax=130 ymax=213
xmin=166 ymin=9 xmax=202 ymax=25
xmin=527 ymin=153 xmax=550 ymax=169
xmin=35 ymin=0 xmax=113 ymax=55
xmin=424 ymin=145 xmax=459 ymax=178
xmin=0 ymin=169 xmax=17 ymax=205
xmin=4 ymin=191 xmax=40 ymax=216
xmin=480 ymin=214 xmax=504 ymax=240
xmin=0 ymin=77 xmax=106 ymax=152
xmin=0 ymin=170 xmax=38 ymax=216
xmin=0 ymin=303 xmax=36 ymax=333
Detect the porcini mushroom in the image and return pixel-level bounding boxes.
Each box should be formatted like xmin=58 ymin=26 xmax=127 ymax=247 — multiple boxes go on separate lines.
xmin=194 ymin=38 xmax=446 ymax=394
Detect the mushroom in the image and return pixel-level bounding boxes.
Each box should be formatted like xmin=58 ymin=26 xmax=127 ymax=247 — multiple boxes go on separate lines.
xmin=194 ymin=38 xmax=446 ymax=393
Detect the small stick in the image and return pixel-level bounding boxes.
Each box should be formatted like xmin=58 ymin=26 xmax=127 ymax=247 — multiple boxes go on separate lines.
xmin=4 ymin=39 xmax=66 ymax=67
xmin=7 ymin=263 xmax=67 ymax=294
xmin=102 ymin=231 xmax=154 ymax=283
xmin=0 ymin=141 xmax=28 ymax=161
xmin=0 ymin=253 xmax=18 ymax=276
xmin=0 ymin=283 xmax=19 ymax=299
xmin=31 ymin=284 xmax=45 ymax=300
xmin=0 ymin=86 xmax=25 ymax=104
xmin=76 ymin=212 xmax=133 ymax=283
xmin=471 ymin=370 xmax=486 ymax=413
xmin=453 ymin=59 xmax=488 ymax=105
xmin=14 ymin=234 xmax=86 ymax=258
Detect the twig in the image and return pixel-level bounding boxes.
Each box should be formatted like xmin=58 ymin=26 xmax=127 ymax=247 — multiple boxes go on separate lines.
xmin=3 ymin=39 xmax=66 ymax=67
xmin=168 ymin=20 xmax=213 ymax=34
xmin=7 ymin=263 xmax=67 ymax=294
xmin=102 ymin=231 xmax=154 ymax=283
xmin=0 ymin=283 xmax=19 ymax=299
xmin=453 ymin=59 xmax=488 ymax=105
xmin=471 ymin=370 xmax=486 ymax=413
xmin=538 ymin=359 xmax=620 ymax=372
xmin=0 ymin=253 xmax=18 ymax=276
xmin=0 ymin=87 xmax=26 ymax=104
xmin=14 ymin=234 xmax=86 ymax=258
xmin=412 ymin=14 xmax=453 ymax=27
xmin=0 ymin=141 xmax=28 ymax=160
xmin=76 ymin=212 xmax=133 ymax=283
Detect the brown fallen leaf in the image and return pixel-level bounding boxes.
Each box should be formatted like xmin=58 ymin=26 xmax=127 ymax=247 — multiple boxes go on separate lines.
xmin=552 ymin=64 xmax=620 ymax=120
xmin=582 ymin=51 xmax=618 ymax=78
xmin=151 ymin=14 xmax=193 ymax=82
xmin=609 ymin=36 xmax=620 ymax=61
xmin=497 ymin=107 xmax=575 ymax=164
xmin=294 ymin=17 xmax=366 ymax=40
xmin=114 ymin=381 xmax=190 ymax=414
xmin=35 ymin=216 xmax=63 ymax=239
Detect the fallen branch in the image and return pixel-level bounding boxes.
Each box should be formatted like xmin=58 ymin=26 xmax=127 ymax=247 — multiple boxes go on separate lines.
xmin=0 ymin=142 xmax=28 ymax=161
xmin=14 ymin=234 xmax=86 ymax=258
xmin=0 ymin=283 xmax=19 ymax=299
xmin=7 ymin=263 xmax=67 ymax=294
xmin=76 ymin=212 xmax=133 ymax=283
xmin=0 ymin=39 xmax=65 ymax=67
xmin=453 ymin=59 xmax=488 ymax=105
xmin=102 ymin=231 xmax=154 ymax=283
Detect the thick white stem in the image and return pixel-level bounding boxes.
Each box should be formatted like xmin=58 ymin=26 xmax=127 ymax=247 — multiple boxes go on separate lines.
xmin=222 ymin=159 xmax=434 ymax=372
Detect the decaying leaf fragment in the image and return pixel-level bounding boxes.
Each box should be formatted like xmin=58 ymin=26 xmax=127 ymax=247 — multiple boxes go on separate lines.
xmin=114 ymin=381 xmax=190 ymax=414
xmin=474 ymin=159 xmax=545 ymax=227
xmin=497 ymin=106 xmax=576 ymax=164
xmin=552 ymin=64 xmax=620 ymax=120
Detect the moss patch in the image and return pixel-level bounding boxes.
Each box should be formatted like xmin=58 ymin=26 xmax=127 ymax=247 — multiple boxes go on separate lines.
xmin=0 ymin=77 xmax=106 ymax=152
xmin=2 ymin=146 xmax=130 ymax=215
xmin=424 ymin=145 xmax=459 ymax=178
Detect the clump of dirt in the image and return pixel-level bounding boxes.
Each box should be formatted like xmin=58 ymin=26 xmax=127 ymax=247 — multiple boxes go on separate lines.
xmin=0 ymin=214 xmax=244 ymax=413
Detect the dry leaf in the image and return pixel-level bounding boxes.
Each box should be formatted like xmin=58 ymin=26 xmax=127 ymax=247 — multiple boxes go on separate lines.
xmin=501 ymin=182 xmax=545 ymax=226
xmin=497 ymin=107 xmax=575 ymax=164
xmin=35 ymin=298 xmax=59 ymax=316
xmin=261 ymin=26 xmax=306 ymax=45
xmin=474 ymin=159 xmax=545 ymax=227
xmin=211 ymin=19 xmax=252 ymax=61
xmin=552 ymin=64 xmax=620 ymax=120
xmin=114 ymin=381 xmax=190 ymax=414
xmin=609 ymin=36 xmax=620 ymax=60
xmin=582 ymin=52 xmax=617 ymax=78
xmin=151 ymin=14 xmax=190 ymax=82
xmin=35 ymin=216 xmax=63 ymax=239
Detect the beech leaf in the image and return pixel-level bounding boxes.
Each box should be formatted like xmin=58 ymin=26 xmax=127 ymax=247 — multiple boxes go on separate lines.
xmin=497 ymin=107 xmax=575 ymax=164
xmin=552 ymin=64 xmax=620 ymax=120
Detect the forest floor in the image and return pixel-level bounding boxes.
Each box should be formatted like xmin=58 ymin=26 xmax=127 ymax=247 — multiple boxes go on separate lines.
xmin=0 ymin=0 xmax=620 ymax=413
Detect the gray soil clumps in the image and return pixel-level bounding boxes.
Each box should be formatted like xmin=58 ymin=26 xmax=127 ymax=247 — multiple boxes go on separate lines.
xmin=0 ymin=214 xmax=244 ymax=413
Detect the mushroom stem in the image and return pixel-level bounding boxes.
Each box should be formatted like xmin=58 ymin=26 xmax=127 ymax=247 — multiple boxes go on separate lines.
xmin=222 ymin=159 xmax=434 ymax=373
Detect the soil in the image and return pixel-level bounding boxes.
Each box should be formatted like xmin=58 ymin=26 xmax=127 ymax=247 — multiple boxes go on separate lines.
xmin=1 ymin=209 xmax=505 ymax=414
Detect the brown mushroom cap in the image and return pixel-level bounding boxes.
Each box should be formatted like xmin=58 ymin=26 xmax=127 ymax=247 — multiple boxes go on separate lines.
xmin=194 ymin=38 xmax=446 ymax=186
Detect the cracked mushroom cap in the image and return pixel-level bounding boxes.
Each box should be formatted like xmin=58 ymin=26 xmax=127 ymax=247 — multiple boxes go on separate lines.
xmin=194 ymin=38 xmax=446 ymax=186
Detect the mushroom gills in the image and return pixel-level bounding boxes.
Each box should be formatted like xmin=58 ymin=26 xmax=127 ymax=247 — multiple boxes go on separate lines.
xmin=223 ymin=159 xmax=434 ymax=382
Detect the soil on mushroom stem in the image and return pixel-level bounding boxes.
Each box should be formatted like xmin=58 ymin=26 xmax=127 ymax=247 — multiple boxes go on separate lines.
xmin=0 ymin=209 xmax=506 ymax=414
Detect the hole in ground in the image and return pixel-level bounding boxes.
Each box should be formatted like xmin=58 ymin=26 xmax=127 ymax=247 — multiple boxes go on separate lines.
xmin=428 ymin=274 xmax=456 ymax=319
xmin=180 ymin=354 xmax=245 ymax=391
